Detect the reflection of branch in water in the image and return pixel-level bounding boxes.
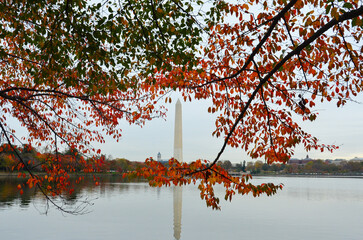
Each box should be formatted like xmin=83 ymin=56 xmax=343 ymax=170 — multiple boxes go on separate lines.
xmin=0 ymin=176 xmax=35 ymax=209
xmin=0 ymin=176 xmax=97 ymax=214
xmin=0 ymin=176 xmax=148 ymax=213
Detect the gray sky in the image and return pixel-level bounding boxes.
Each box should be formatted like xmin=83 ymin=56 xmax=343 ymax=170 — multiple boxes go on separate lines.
xmin=8 ymin=91 xmax=363 ymax=163
xmin=4 ymin=1 xmax=362 ymax=164
xmin=96 ymin=92 xmax=363 ymax=163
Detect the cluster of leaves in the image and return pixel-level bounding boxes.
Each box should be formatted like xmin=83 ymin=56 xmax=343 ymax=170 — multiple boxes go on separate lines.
xmin=0 ymin=0 xmax=179 ymax=152
xmin=0 ymin=144 xmax=101 ymax=203
xmin=156 ymin=0 xmax=362 ymax=164
xmin=0 ymin=0 xmax=362 ymax=211
xmin=137 ymin=0 xmax=362 ymax=208
xmin=125 ymin=158 xmax=282 ymax=210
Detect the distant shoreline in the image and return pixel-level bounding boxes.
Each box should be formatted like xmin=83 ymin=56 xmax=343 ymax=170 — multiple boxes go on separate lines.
xmin=1 ymin=171 xmax=363 ymax=179
xmin=252 ymin=174 xmax=363 ymax=179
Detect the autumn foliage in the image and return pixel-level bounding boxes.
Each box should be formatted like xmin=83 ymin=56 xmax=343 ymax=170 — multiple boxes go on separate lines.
xmin=126 ymin=158 xmax=282 ymax=209
xmin=0 ymin=0 xmax=362 ymax=210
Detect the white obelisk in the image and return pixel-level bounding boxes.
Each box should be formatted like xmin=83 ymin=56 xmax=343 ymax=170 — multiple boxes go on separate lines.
xmin=173 ymin=99 xmax=183 ymax=162
xmin=173 ymin=99 xmax=183 ymax=240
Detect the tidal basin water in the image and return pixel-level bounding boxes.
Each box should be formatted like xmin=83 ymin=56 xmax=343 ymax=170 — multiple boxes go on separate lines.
xmin=1 ymin=176 xmax=363 ymax=240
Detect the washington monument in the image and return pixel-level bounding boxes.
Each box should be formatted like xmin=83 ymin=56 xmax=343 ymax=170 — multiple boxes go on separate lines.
xmin=173 ymin=99 xmax=183 ymax=162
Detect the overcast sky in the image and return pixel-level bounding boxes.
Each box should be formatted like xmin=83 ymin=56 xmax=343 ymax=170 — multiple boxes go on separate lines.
xmin=8 ymin=90 xmax=363 ymax=163
xmin=87 ymin=1 xmax=363 ymax=163
xmin=95 ymin=92 xmax=363 ymax=163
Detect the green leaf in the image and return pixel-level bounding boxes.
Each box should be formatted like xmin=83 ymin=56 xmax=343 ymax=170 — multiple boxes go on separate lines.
xmin=343 ymin=2 xmax=353 ymax=9
xmin=352 ymin=17 xmax=357 ymax=26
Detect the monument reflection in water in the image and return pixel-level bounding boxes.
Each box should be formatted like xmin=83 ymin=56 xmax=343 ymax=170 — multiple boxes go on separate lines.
xmin=173 ymin=99 xmax=183 ymax=240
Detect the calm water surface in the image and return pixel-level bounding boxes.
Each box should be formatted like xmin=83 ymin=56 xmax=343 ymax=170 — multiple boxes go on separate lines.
xmin=0 ymin=176 xmax=362 ymax=240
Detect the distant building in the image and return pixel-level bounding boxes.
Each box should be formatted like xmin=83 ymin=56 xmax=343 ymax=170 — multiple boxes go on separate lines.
xmin=156 ymin=152 xmax=169 ymax=164
xmin=288 ymin=155 xmax=363 ymax=166
xmin=331 ymin=159 xmax=346 ymax=165
xmin=288 ymin=155 xmax=314 ymax=165
xmin=351 ymin=157 xmax=363 ymax=162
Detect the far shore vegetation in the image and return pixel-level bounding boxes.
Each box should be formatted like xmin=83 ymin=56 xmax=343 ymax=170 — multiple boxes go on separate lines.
xmin=1 ymin=144 xmax=363 ymax=177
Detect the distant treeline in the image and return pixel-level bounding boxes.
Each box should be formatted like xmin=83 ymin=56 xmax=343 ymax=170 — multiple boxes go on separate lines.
xmin=0 ymin=144 xmax=144 ymax=173
xmin=218 ymin=160 xmax=363 ymax=175
xmin=2 ymin=144 xmax=362 ymax=176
